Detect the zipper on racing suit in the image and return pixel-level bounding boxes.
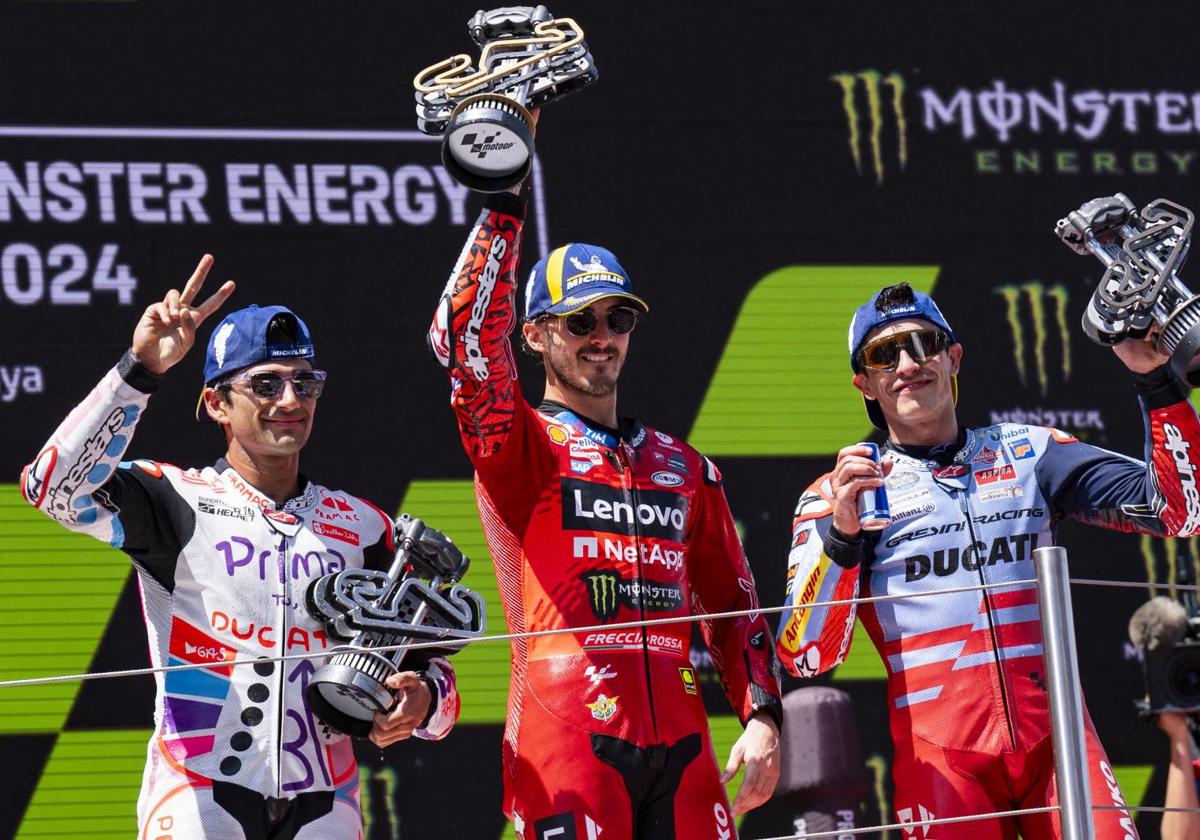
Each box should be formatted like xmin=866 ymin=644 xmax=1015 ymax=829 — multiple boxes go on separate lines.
xmin=274 ymin=533 xmax=290 ymax=799
xmin=612 ymin=443 xmax=659 ymax=740
xmin=954 ymin=489 xmax=1018 ymax=750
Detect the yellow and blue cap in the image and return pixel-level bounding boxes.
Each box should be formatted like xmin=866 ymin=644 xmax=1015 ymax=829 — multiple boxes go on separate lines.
xmin=524 ymin=243 xmax=649 ymax=320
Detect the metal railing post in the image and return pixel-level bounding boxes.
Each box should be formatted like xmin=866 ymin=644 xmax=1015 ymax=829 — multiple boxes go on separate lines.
xmin=1034 ymin=545 xmax=1094 ymax=840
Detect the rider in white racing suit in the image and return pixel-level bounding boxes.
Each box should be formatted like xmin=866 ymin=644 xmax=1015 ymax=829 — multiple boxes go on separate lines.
xmin=21 ymin=258 xmax=458 ymax=839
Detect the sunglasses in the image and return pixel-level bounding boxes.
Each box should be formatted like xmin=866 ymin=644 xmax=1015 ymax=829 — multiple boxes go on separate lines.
xmin=858 ymin=329 xmax=950 ymax=371
xmin=219 ymin=369 xmax=328 ymax=399
xmin=556 ymin=306 xmax=640 ymax=337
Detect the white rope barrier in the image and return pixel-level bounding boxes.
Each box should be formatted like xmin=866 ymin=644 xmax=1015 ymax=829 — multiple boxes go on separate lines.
xmin=0 ymin=575 xmax=1182 ymax=688
xmin=0 ymin=576 xmax=1044 ymax=688
xmin=754 ymin=804 xmax=1062 ymax=839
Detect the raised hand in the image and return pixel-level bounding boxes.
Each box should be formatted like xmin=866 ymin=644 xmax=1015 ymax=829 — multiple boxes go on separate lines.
xmin=132 ymin=255 xmax=236 ymax=375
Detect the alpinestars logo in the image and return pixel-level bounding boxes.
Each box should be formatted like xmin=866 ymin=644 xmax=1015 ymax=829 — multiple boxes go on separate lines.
xmin=1164 ymin=422 xmax=1200 ymax=534
xmin=463 ymin=234 xmax=508 ymax=381
xmin=995 ymin=282 xmax=1071 ymax=396
xmin=459 ymin=132 xmax=515 ymax=159
xmin=831 ymin=70 xmax=908 ymax=184
xmin=580 ymin=570 xmax=683 ymax=622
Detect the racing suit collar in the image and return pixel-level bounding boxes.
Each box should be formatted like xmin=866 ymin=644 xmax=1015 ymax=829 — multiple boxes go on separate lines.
xmin=884 ymin=426 xmax=971 ymax=468
xmin=537 ymin=400 xmax=642 ymax=449
xmin=213 ymin=457 xmax=315 ymax=512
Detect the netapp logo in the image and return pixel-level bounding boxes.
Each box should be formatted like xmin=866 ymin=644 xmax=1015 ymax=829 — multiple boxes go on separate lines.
xmin=1164 ymin=423 xmax=1200 ymax=534
xmin=562 ymin=478 xmax=688 ymax=541
xmin=463 ymin=234 xmax=507 ymax=381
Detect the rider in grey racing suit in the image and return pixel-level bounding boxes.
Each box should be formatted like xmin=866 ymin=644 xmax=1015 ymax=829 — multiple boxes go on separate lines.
xmin=21 ymin=258 xmax=458 ymax=839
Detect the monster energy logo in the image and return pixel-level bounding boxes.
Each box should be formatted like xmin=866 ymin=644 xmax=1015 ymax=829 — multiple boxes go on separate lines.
xmin=832 ymin=70 xmax=908 ymax=185
xmin=995 ymin=282 xmax=1071 ymax=396
xmin=580 ymin=571 xmax=683 ymax=622
xmin=1139 ymin=534 xmax=1200 ymax=600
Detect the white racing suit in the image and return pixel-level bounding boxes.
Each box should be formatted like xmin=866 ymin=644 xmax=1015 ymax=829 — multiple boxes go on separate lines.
xmin=21 ymin=352 xmax=459 ymax=839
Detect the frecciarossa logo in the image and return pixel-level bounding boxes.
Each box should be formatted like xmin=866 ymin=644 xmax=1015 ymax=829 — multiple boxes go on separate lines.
xmin=1164 ymin=422 xmax=1200 ymax=534
xmin=562 ymin=477 xmax=689 ymax=542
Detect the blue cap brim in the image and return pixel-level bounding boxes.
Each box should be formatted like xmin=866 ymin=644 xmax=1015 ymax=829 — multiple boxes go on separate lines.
xmin=542 ymin=288 xmax=650 ymax=317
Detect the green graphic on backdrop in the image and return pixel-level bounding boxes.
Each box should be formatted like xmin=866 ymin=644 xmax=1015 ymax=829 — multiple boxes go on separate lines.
xmin=0 ymin=486 xmax=130 ymax=734
xmin=14 ymin=729 xmax=148 ymax=839
xmin=831 ymin=618 xmax=888 ymax=681
xmin=395 ymin=479 xmax=511 ymax=724
xmin=689 ymin=266 xmax=940 ymax=455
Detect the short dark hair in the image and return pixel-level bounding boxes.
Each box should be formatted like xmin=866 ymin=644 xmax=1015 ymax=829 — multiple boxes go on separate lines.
xmin=266 ymin=312 xmax=302 ymax=345
xmin=875 ymin=282 xmax=916 ymax=312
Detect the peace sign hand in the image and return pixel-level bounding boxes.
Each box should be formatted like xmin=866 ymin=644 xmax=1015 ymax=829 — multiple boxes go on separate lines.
xmin=132 ymin=255 xmax=236 ymax=375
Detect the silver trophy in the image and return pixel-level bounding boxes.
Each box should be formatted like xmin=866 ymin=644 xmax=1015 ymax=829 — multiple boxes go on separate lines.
xmin=1056 ymin=193 xmax=1200 ymax=384
xmin=304 ymin=514 xmax=485 ymax=737
xmin=414 ymin=6 xmax=598 ymax=192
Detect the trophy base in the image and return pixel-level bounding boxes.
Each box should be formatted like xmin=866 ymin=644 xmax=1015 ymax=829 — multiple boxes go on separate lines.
xmin=442 ymin=94 xmax=535 ymax=193
xmin=306 ymin=657 xmax=397 ymax=738
xmin=1161 ymin=294 xmax=1200 ymax=386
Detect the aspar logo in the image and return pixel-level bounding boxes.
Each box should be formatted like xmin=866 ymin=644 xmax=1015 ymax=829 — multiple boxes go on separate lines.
xmin=462 ymin=234 xmax=507 ymax=381
xmin=1164 ymin=422 xmax=1200 ymax=534
xmin=906 ymin=533 xmax=1040 ymax=581
xmin=651 ymin=470 xmax=684 ymax=488
xmin=835 ymin=71 xmax=1200 ymax=181
xmin=562 ymin=478 xmax=689 ymax=541
xmin=975 ymin=464 xmax=1016 ymax=485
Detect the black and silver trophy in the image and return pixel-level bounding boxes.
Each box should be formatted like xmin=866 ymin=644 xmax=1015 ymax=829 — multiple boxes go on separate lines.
xmin=414 ymin=6 xmax=598 ymax=191
xmin=304 ymin=514 xmax=485 ymax=737
xmin=1056 ymin=193 xmax=1200 ymax=384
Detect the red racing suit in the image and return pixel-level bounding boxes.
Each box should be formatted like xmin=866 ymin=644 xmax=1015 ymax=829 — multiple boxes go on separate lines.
xmin=429 ymin=190 xmax=782 ymax=840
xmin=776 ymin=377 xmax=1200 ymax=840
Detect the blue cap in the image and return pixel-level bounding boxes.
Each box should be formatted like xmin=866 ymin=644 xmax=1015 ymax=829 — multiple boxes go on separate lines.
xmin=202 ymin=304 xmax=315 ymax=385
xmin=848 ymin=285 xmax=957 ymax=430
xmin=525 ymin=243 xmax=649 ymax=319
xmin=848 ymin=286 xmax=956 ymax=372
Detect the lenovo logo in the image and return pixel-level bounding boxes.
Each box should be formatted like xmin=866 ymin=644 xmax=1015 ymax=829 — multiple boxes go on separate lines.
xmin=561 ymin=478 xmax=688 ymax=541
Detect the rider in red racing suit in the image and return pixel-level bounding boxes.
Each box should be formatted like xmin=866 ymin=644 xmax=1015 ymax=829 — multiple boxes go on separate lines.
xmin=429 ymin=188 xmax=782 ymax=839
xmin=776 ymin=282 xmax=1200 ymax=839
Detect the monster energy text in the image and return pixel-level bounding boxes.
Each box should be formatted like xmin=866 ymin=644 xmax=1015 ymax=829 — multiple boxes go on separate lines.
xmin=580 ymin=571 xmax=683 ymax=622
xmin=833 ymin=73 xmax=1200 ymax=180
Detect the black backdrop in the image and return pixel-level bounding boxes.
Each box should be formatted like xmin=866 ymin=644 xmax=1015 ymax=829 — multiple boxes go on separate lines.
xmin=1 ymin=1 xmax=1196 ymax=837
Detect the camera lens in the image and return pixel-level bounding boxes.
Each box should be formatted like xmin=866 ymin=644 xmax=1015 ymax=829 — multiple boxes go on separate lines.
xmin=1164 ymin=644 xmax=1200 ymax=709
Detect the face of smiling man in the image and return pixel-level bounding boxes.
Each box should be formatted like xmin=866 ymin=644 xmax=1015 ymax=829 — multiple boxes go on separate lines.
xmin=206 ymin=358 xmax=318 ymax=458
xmin=531 ymin=298 xmax=633 ymax=399
xmin=853 ymin=317 xmax=962 ymax=443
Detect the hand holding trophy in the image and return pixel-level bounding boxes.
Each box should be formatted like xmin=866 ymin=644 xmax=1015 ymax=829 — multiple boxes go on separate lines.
xmin=304 ymin=515 xmax=485 ymax=737
xmin=414 ymin=6 xmax=598 ymax=191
